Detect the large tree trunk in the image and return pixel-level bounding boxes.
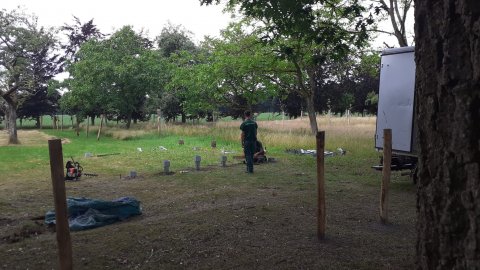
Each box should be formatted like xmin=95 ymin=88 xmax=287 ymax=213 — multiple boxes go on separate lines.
xmin=305 ymin=94 xmax=318 ymax=134
xmin=7 ymin=103 xmax=18 ymax=144
xmin=126 ymin=114 xmax=132 ymax=129
xmin=4 ymin=109 xmax=10 ymax=130
xmin=75 ymin=116 xmax=80 ymax=136
xmin=52 ymin=116 xmax=58 ymax=130
xmin=35 ymin=116 xmax=41 ymax=128
xmin=181 ymin=113 xmax=186 ymax=123
xmin=415 ymin=1 xmax=480 ymax=269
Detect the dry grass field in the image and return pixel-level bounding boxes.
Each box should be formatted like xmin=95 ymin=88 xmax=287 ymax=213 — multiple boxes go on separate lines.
xmin=0 ymin=116 xmax=416 ymax=269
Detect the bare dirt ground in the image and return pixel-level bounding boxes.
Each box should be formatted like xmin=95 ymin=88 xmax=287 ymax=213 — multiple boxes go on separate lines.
xmin=0 ymin=155 xmax=416 ymax=269
xmin=0 ymin=130 xmax=54 ymax=146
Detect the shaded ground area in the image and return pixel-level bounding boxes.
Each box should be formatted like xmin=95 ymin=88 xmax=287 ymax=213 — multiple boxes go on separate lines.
xmin=0 ymin=151 xmax=416 ymax=269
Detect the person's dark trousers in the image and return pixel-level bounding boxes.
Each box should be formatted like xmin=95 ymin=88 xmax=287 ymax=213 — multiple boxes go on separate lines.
xmin=244 ymin=140 xmax=255 ymax=173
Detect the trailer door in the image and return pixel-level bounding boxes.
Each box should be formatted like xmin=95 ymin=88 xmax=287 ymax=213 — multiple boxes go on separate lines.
xmin=375 ymin=47 xmax=416 ymax=153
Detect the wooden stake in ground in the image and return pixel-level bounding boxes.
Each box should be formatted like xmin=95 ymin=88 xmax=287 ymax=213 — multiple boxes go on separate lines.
xmin=157 ymin=109 xmax=161 ymax=135
xmin=52 ymin=115 xmax=58 ymax=130
xmin=316 ymin=131 xmax=326 ymax=240
xmin=86 ymin=116 xmax=89 ymax=137
xmin=75 ymin=116 xmax=80 ymax=137
xmin=380 ymin=129 xmax=392 ymax=224
xmin=48 ymin=139 xmax=73 ymax=270
xmin=97 ymin=114 xmax=104 ymax=141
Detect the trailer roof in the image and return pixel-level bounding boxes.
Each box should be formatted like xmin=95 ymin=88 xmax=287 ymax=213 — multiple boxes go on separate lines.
xmin=381 ymin=46 xmax=415 ymax=56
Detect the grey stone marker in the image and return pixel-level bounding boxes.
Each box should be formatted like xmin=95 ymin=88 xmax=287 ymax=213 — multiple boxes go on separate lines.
xmin=194 ymin=155 xmax=201 ymax=171
xmin=129 ymin=171 xmax=137 ymax=178
xmin=220 ymin=155 xmax=227 ymax=167
xmin=163 ymin=160 xmax=171 ymax=174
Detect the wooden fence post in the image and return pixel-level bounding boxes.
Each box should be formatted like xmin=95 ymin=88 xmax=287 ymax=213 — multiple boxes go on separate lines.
xmin=97 ymin=114 xmax=104 ymax=141
xmin=157 ymin=109 xmax=161 ymax=135
xmin=48 ymin=139 xmax=73 ymax=270
xmin=380 ymin=129 xmax=392 ymax=224
xmin=316 ymin=131 xmax=326 ymax=240
xmin=86 ymin=116 xmax=89 ymax=137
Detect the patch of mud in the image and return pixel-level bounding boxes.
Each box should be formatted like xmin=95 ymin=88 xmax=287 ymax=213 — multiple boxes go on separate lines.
xmin=1 ymin=221 xmax=49 ymax=244
xmin=0 ymin=218 xmax=15 ymax=226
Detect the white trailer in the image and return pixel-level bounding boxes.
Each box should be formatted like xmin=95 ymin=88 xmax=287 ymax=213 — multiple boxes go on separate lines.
xmin=374 ymin=47 xmax=418 ymax=179
xmin=375 ymin=46 xmax=416 ymax=153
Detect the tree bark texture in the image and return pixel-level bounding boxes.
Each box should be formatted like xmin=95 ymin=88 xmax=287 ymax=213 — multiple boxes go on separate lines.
xmin=7 ymin=103 xmax=18 ymax=144
xmin=415 ymin=1 xmax=480 ymax=269
xmin=126 ymin=114 xmax=132 ymax=129
xmin=75 ymin=116 xmax=80 ymax=136
xmin=306 ymin=94 xmax=318 ymax=135
xmin=35 ymin=116 xmax=41 ymax=129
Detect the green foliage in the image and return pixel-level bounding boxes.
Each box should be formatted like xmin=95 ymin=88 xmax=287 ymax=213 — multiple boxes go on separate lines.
xmin=0 ymin=8 xmax=60 ymax=142
xmin=156 ymin=23 xmax=196 ymax=57
xmin=168 ymin=21 xmax=290 ymax=118
xmin=66 ymin=26 xmax=160 ymax=128
xmin=365 ymin=91 xmax=378 ymax=106
xmin=201 ymin=0 xmax=372 ymax=47
xmin=146 ymin=24 xmax=200 ymax=122
xmin=60 ymin=16 xmax=104 ymax=64
xmin=357 ymin=53 xmax=380 ymax=77
xmin=199 ymin=0 xmax=374 ymax=133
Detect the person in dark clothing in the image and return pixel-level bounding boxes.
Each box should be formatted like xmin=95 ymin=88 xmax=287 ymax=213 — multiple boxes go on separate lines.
xmin=240 ymin=110 xmax=258 ymax=173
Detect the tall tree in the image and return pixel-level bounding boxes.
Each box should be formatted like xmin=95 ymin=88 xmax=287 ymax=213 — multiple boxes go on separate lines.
xmin=0 ymin=9 xmax=58 ymax=143
xmin=415 ymin=1 xmax=480 ymax=269
xmin=17 ymin=28 xmax=62 ymax=127
xmin=17 ymin=87 xmax=60 ymax=127
xmin=372 ymin=0 xmax=413 ymax=47
xmin=200 ymin=0 xmax=372 ymax=134
xmin=156 ymin=23 xmax=196 ymax=58
xmin=155 ymin=24 xmax=197 ymax=123
xmin=69 ymin=26 xmax=155 ymax=129
xmin=51 ymin=17 xmax=104 ymax=125
xmin=171 ymin=22 xmax=282 ymax=117
xmin=60 ymin=16 xmax=103 ymax=65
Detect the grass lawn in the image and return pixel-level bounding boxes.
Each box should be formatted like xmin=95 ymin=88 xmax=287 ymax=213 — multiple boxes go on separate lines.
xmin=0 ymin=117 xmax=416 ymax=269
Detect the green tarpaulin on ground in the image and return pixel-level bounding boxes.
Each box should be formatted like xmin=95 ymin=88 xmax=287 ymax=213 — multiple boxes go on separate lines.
xmin=45 ymin=197 xmax=141 ymax=231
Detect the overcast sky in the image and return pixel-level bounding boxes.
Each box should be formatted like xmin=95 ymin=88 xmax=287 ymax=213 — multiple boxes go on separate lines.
xmin=1 ymin=0 xmax=412 ymax=48
xmin=1 ymin=0 xmax=233 ymax=42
